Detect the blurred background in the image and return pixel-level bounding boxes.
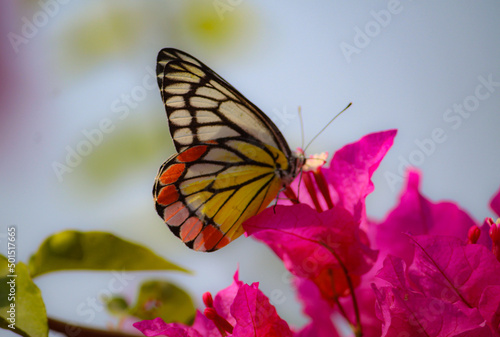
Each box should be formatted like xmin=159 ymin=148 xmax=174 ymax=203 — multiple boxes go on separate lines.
xmin=1 ymin=0 xmax=500 ymax=335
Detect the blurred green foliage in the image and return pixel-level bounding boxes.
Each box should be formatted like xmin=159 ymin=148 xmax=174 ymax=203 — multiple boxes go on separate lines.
xmin=78 ymin=114 xmax=173 ymax=187
xmin=107 ymin=279 xmax=196 ymax=325
xmin=180 ymin=0 xmax=254 ymax=51
xmin=0 ymin=256 xmax=48 ymax=337
xmin=28 ymin=230 xmax=189 ymax=277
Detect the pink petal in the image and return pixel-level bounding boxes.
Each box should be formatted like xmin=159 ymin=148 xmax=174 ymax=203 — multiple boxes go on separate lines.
xmin=244 ymin=205 xmax=377 ymax=280
xmin=338 ymin=284 xmax=382 ymax=337
xmin=408 ymin=235 xmax=500 ymax=308
xmin=373 ymin=284 xmax=486 ymax=337
xmin=213 ymin=270 xmax=244 ymax=326
xmin=190 ymin=311 xmax=222 ymax=337
xmin=326 ymin=129 xmax=397 ymax=223
xmin=231 ymin=283 xmax=293 ymax=336
xmin=133 ymin=316 xmax=205 ymax=337
xmin=478 ymin=286 xmax=500 ymax=336
xmin=278 ymin=130 xmax=396 ymax=219
xmin=490 ymin=186 xmax=500 ymax=218
xmin=375 ymin=255 xmax=409 ymax=289
xmin=294 ymin=277 xmax=340 ymax=337
xmin=372 ymin=170 xmax=478 ymax=264
xmin=373 ymin=256 xmax=487 ymax=337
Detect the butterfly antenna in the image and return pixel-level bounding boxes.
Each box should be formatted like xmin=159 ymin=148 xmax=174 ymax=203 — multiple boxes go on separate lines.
xmin=294 ymin=106 xmax=306 ymax=202
xmin=303 ymin=102 xmax=352 ymax=153
xmin=298 ymin=106 xmax=305 ymax=150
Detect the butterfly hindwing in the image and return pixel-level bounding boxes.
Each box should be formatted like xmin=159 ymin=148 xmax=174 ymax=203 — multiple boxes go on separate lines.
xmin=153 ymin=139 xmax=289 ymax=252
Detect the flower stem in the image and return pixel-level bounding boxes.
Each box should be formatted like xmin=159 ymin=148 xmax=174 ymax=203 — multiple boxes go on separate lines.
xmin=48 ymin=316 xmax=141 ymax=337
xmin=320 ymin=243 xmax=363 ymax=337
xmin=328 ymin=270 xmax=348 ymax=320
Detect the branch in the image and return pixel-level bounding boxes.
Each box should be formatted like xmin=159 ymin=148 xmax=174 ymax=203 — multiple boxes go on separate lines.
xmin=48 ymin=317 xmax=141 ymax=337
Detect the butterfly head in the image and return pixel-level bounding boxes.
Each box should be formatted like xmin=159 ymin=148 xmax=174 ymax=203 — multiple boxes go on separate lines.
xmin=281 ymin=150 xmax=306 ymax=186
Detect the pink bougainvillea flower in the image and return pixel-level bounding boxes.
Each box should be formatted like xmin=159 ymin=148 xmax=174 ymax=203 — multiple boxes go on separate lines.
xmin=407 ymin=235 xmax=500 ymax=308
xmin=373 ymin=235 xmax=500 ymax=336
xmin=244 ymin=130 xmax=396 ymax=337
xmin=373 ymin=255 xmax=488 ymax=337
xmin=294 ymin=277 xmax=341 ymax=337
xmin=280 ymin=129 xmax=397 ymax=225
xmin=486 ymin=217 xmax=500 ymax=262
xmin=478 ymin=285 xmax=500 ymax=336
xmin=293 ymin=275 xmax=382 ymax=337
xmin=246 ymin=206 xmax=377 ymax=335
xmin=133 ymin=312 xmax=213 ymax=337
xmin=244 ymin=130 xmax=397 ymax=290
xmin=245 ymin=204 xmax=377 ymax=302
xmin=245 ymin=204 xmax=373 ymax=275
xmin=368 ymin=172 xmax=500 ymax=336
xmin=484 ymin=186 xmax=500 ymax=261
xmin=370 ymin=169 xmax=494 ymax=265
xmin=133 ymin=271 xmax=293 ymax=337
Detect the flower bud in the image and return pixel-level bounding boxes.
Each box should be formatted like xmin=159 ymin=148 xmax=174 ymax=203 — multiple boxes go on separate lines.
xmin=467 ymin=225 xmax=481 ymax=244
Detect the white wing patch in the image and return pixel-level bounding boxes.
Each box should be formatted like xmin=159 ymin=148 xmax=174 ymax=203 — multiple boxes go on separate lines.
xmin=190 ymin=96 xmax=219 ymax=109
xmin=170 ymin=110 xmax=192 ymax=126
xmin=196 ymin=125 xmax=240 ymax=142
xmin=166 ymin=96 xmax=185 ymax=108
xmin=220 ymin=101 xmax=278 ymax=149
xmin=196 ymin=110 xmax=222 ymax=123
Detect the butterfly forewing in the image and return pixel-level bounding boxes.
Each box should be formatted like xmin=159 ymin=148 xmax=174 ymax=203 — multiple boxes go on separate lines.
xmin=154 ymin=48 xmax=301 ymax=251
xmin=156 ymin=48 xmax=292 ymax=157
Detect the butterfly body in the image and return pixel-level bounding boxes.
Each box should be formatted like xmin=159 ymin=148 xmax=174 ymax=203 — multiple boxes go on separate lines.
xmin=154 ymin=48 xmax=303 ymax=252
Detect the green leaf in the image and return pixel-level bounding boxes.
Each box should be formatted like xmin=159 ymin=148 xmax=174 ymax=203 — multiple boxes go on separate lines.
xmin=127 ymin=279 xmax=195 ymax=324
xmin=28 ymin=231 xmax=189 ymax=278
xmin=0 ymin=255 xmax=48 ymax=337
xmin=105 ymin=295 xmax=129 ymax=316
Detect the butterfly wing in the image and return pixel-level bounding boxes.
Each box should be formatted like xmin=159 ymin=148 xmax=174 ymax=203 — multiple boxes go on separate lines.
xmin=156 ymin=48 xmax=292 ymax=157
xmin=153 ymin=139 xmax=291 ymax=252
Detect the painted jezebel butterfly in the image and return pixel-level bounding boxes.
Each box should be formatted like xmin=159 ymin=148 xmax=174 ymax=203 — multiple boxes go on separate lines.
xmin=153 ymin=48 xmax=304 ymax=252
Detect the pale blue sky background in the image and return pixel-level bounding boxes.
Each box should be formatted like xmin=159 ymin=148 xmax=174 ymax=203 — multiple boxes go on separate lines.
xmin=1 ymin=1 xmax=500 ymax=334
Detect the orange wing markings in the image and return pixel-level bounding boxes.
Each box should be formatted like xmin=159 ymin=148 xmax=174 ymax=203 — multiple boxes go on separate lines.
xmin=159 ymin=163 xmax=185 ymax=185
xmin=163 ymin=202 xmax=189 ymax=225
xmin=156 ymin=185 xmax=179 ymax=206
xmin=177 ymin=145 xmax=208 ymax=162
xmin=179 ymin=217 xmax=203 ymax=242
xmin=193 ymin=225 xmax=230 ymax=252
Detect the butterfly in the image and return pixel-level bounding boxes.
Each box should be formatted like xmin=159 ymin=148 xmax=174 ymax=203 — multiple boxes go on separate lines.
xmin=153 ymin=48 xmax=304 ymax=252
